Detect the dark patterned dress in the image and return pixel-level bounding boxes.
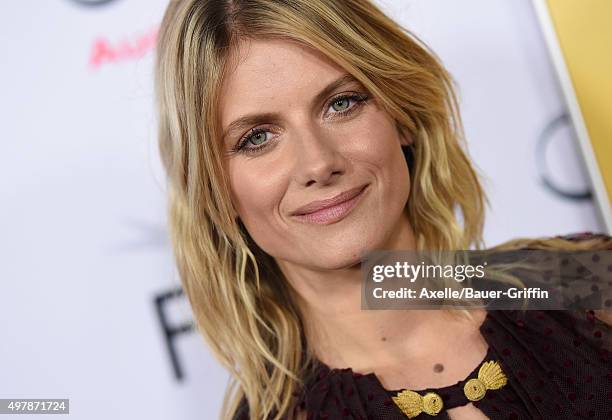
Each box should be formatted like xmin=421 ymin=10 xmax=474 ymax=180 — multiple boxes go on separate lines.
xmin=233 ymin=233 xmax=612 ymax=419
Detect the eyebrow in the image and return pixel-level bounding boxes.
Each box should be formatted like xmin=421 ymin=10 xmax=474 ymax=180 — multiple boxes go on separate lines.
xmin=221 ymin=73 xmax=362 ymax=141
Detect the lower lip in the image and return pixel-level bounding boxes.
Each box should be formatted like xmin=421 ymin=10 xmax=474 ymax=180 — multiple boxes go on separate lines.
xmin=293 ymin=186 xmax=367 ymax=225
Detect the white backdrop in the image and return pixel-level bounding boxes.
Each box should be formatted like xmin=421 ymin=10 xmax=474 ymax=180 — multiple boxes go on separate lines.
xmin=0 ymin=1 xmax=603 ymax=419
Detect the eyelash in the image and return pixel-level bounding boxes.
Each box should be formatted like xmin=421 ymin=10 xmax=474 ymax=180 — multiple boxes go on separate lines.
xmin=231 ymin=92 xmax=370 ymax=155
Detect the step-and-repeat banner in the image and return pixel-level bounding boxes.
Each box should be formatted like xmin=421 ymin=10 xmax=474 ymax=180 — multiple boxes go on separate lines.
xmin=0 ymin=1 xmax=605 ymax=419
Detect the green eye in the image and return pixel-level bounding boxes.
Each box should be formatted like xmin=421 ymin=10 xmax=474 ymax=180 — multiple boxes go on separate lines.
xmin=331 ymin=98 xmax=350 ymax=112
xmin=249 ymin=131 xmax=267 ymax=145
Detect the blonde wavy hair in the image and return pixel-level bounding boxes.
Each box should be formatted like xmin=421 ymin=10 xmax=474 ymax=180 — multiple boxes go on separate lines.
xmin=154 ymin=1 xmax=611 ymax=419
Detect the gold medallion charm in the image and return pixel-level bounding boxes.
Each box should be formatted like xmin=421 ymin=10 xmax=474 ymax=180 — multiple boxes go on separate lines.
xmin=393 ymin=390 xmax=443 ymax=418
xmin=422 ymin=392 xmax=443 ymax=415
xmin=463 ymin=378 xmax=486 ymax=401
xmin=463 ymin=360 xmax=508 ymax=402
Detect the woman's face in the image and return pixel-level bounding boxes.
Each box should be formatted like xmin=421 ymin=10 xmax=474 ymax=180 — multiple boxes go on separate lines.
xmin=220 ymin=39 xmax=413 ymax=271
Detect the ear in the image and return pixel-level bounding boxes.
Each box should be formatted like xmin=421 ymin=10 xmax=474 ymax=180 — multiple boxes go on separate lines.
xmin=396 ymin=123 xmax=413 ymax=147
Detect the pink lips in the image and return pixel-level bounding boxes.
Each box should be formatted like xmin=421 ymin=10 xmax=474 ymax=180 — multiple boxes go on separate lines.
xmin=291 ymin=185 xmax=368 ymax=225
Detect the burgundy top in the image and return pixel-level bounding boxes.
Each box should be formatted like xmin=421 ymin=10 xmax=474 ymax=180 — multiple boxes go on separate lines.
xmin=292 ymin=309 xmax=610 ymax=419
xmin=233 ymin=233 xmax=611 ymax=419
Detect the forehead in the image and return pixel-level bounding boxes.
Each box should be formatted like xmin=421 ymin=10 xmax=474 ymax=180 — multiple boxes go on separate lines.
xmin=219 ymin=38 xmax=347 ymax=124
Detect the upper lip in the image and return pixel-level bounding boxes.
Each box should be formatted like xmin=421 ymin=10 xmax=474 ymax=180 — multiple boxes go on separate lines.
xmin=291 ymin=185 xmax=367 ymax=216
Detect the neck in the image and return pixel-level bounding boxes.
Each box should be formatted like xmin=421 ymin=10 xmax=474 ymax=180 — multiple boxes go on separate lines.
xmin=277 ymin=214 xmax=481 ymax=372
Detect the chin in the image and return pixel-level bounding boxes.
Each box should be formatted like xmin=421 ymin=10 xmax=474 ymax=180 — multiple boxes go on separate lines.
xmin=301 ymin=253 xmax=362 ymax=271
xmin=302 ymin=230 xmax=379 ymax=270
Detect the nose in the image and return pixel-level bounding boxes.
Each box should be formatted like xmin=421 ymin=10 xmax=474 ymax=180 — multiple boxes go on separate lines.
xmin=293 ymin=125 xmax=346 ymax=187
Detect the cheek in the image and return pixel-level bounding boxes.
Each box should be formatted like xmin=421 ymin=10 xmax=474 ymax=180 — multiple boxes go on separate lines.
xmin=228 ymin=158 xmax=289 ymax=236
xmin=350 ymin=111 xmax=409 ymax=181
xmin=351 ymin=114 xmax=411 ymax=212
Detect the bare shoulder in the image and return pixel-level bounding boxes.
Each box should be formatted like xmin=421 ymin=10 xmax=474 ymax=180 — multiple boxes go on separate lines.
xmin=594 ymin=309 xmax=612 ymax=326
